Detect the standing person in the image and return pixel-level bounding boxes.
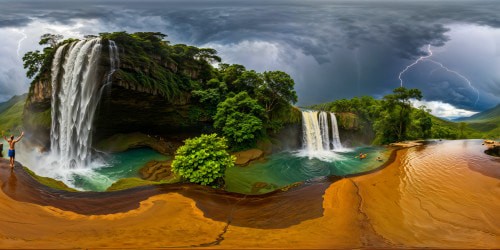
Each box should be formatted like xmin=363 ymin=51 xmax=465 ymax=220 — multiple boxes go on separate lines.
xmin=2 ymin=131 xmax=24 ymax=169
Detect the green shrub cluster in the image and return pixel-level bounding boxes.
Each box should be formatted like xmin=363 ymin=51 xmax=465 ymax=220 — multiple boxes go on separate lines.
xmin=171 ymin=134 xmax=235 ymax=187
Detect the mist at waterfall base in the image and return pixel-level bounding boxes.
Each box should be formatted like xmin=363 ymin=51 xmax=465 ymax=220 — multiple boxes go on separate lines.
xmin=15 ymin=145 xmax=167 ymax=191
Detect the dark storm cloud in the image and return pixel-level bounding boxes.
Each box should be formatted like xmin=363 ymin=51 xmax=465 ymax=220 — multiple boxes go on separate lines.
xmin=0 ymin=0 xmax=499 ymax=112
xmin=0 ymin=17 xmax=32 ymax=28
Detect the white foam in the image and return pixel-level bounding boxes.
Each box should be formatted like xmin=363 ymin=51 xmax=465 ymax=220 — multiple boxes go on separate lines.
xmin=294 ymin=149 xmax=347 ymax=162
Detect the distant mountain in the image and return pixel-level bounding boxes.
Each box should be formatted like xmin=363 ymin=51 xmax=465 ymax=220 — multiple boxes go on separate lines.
xmin=456 ymin=104 xmax=500 ymax=122
xmin=455 ymin=104 xmax=500 ymax=137
xmin=0 ymin=94 xmax=27 ymax=132
xmin=0 ymin=94 xmax=27 ymax=114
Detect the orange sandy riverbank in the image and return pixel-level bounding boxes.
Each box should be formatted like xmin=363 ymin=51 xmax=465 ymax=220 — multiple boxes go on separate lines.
xmin=0 ymin=139 xmax=498 ymax=248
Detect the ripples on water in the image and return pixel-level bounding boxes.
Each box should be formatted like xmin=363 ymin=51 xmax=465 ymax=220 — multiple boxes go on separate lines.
xmin=226 ymin=146 xmax=389 ymax=194
xmin=380 ymin=139 xmax=500 ymax=245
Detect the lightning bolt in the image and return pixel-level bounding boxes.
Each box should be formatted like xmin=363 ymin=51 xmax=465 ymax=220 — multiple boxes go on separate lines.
xmin=398 ymin=44 xmax=480 ymax=106
xmin=13 ymin=29 xmax=28 ymax=59
xmin=398 ymin=44 xmax=433 ymax=87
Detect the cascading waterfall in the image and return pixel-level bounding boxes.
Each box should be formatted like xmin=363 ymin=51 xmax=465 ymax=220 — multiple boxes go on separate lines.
xmin=302 ymin=111 xmax=323 ymax=152
xmin=319 ymin=112 xmax=330 ymax=150
xmin=330 ymin=112 xmax=343 ymax=150
xmin=50 ymin=38 xmax=119 ymax=169
xmin=105 ymin=40 xmax=119 ymax=85
xmin=301 ymin=111 xmax=343 ymax=154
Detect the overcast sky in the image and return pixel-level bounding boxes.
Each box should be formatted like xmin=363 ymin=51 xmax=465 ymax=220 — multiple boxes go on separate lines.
xmin=0 ymin=0 xmax=499 ymax=118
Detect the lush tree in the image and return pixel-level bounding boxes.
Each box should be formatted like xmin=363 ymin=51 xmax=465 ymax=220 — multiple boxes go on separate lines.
xmin=39 ymin=33 xmax=63 ymax=47
xmin=414 ymin=106 xmax=433 ymax=139
xmin=171 ymin=134 xmax=235 ymax=187
xmin=232 ymin=70 xmax=262 ymax=95
xmin=22 ymin=50 xmax=45 ymax=78
xmin=380 ymin=87 xmax=423 ymax=142
xmin=256 ymin=71 xmax=298 ymax=113
xmin=214 ymin=91 xmax=265 ymax=147
xmin=23 ymin=33 xmax=64 ymax=79
xmin=459 ymin=122 xmax=467 ymax=138
xmin=432 ymin=126 xmax=458 ymax=139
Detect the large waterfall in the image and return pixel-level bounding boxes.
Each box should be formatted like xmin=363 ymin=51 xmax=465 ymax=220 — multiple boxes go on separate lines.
xmin=50 ymin=38 xmax=119 ymax=169
xmin=301 ymin=111 xmax=343 ymax=154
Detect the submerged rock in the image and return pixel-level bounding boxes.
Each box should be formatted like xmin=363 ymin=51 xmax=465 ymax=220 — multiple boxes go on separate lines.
xmin=139 ymin=160 xmax=176 ymax=181
xmin=251 ymin=182 xmax=278 ymax=193
xmin=232 ymin=149 xmax=264 ymax=166
xmin=485 ymin=143 xmax=500 ymax=157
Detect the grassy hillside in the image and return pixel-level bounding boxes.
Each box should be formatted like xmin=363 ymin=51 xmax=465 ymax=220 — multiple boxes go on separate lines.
xmin=0 ymin=94 xmax=27 ymax=133
xmin=457 ymin=104 xmax=500 ymax=138
xmin=430 ymin=116 xmax=485 ymax=139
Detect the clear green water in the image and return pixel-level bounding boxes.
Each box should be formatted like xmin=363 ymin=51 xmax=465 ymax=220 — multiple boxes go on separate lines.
xmin=71 ymin=148 xmax=168 ymax=191
xmin=225 ymin=147 xmax=390 ymax=194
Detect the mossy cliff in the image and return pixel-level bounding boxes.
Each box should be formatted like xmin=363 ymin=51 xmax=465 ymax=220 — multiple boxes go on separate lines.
xmin=23 ymin=71 xmax=52 ymax=148
xmin=335 ymin=112 xmax=375 ymax=146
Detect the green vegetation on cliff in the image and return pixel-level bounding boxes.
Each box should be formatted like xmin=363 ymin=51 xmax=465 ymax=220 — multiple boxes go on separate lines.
xmin=100 ymin=31 xmax=219 ymax=101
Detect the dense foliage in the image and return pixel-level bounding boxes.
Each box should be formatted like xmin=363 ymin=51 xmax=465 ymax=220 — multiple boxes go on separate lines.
xmin=22 ymin=33 xmax=63 ymax=80
xmin=214 ymin=91 xmax=266 ymax=147
xmin=171 ymin=134 xmax=235 ymax=187
xmin=195 ymin=63 xmax=298 ymax=132
xmin=99 ymin=31 xmax=219 ymax=101
xmin=374 ymin=87 xmax=423 ymax=143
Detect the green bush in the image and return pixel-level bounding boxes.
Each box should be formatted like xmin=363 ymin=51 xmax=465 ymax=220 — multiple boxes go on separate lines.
xmin=171 ymin=134 xmax=235 ymax=187
xmin=214 ymin=91 xmax=265 ymax=147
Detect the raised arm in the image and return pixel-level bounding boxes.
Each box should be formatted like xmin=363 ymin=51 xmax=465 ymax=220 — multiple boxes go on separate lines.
xmin=2 ymin=131 xmax=7 ymax=142
xmin=15 ymin=131 xmax=24 ymax=142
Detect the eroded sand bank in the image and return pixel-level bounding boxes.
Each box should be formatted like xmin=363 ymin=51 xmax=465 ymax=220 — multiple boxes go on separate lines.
xmin=0 ymin=140 xmax=498 ymax=248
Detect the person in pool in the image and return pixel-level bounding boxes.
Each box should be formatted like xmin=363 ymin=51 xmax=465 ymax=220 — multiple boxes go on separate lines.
xmin=2 ymin=131 xmax=24 ymax=169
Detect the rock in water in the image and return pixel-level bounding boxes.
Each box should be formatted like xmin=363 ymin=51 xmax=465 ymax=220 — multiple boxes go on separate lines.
xmin=232 ymin=149 xmax=264 ymax=166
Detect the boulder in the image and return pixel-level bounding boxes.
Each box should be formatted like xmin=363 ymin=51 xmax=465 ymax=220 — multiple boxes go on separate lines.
xmin=232 ymin=149 xmax=264 ymax=166
xmin=139 ymin=160 xmax=175 ymax=181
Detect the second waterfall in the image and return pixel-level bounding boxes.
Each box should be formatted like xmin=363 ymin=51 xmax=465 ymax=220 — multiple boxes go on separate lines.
xmin=50 ymin=38 xmax=119 ymax=169
xmin=302 ymin=111 xmax=343 ymax=153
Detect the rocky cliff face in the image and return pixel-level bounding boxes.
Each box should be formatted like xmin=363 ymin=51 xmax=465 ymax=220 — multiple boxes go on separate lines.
xmin=335 ymin=112 xmax=375 ymax=147
xmin=93 ymin=84 xmax=211 ymax=142
xmin=23 ymin=72 xmax=52 ymax=148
